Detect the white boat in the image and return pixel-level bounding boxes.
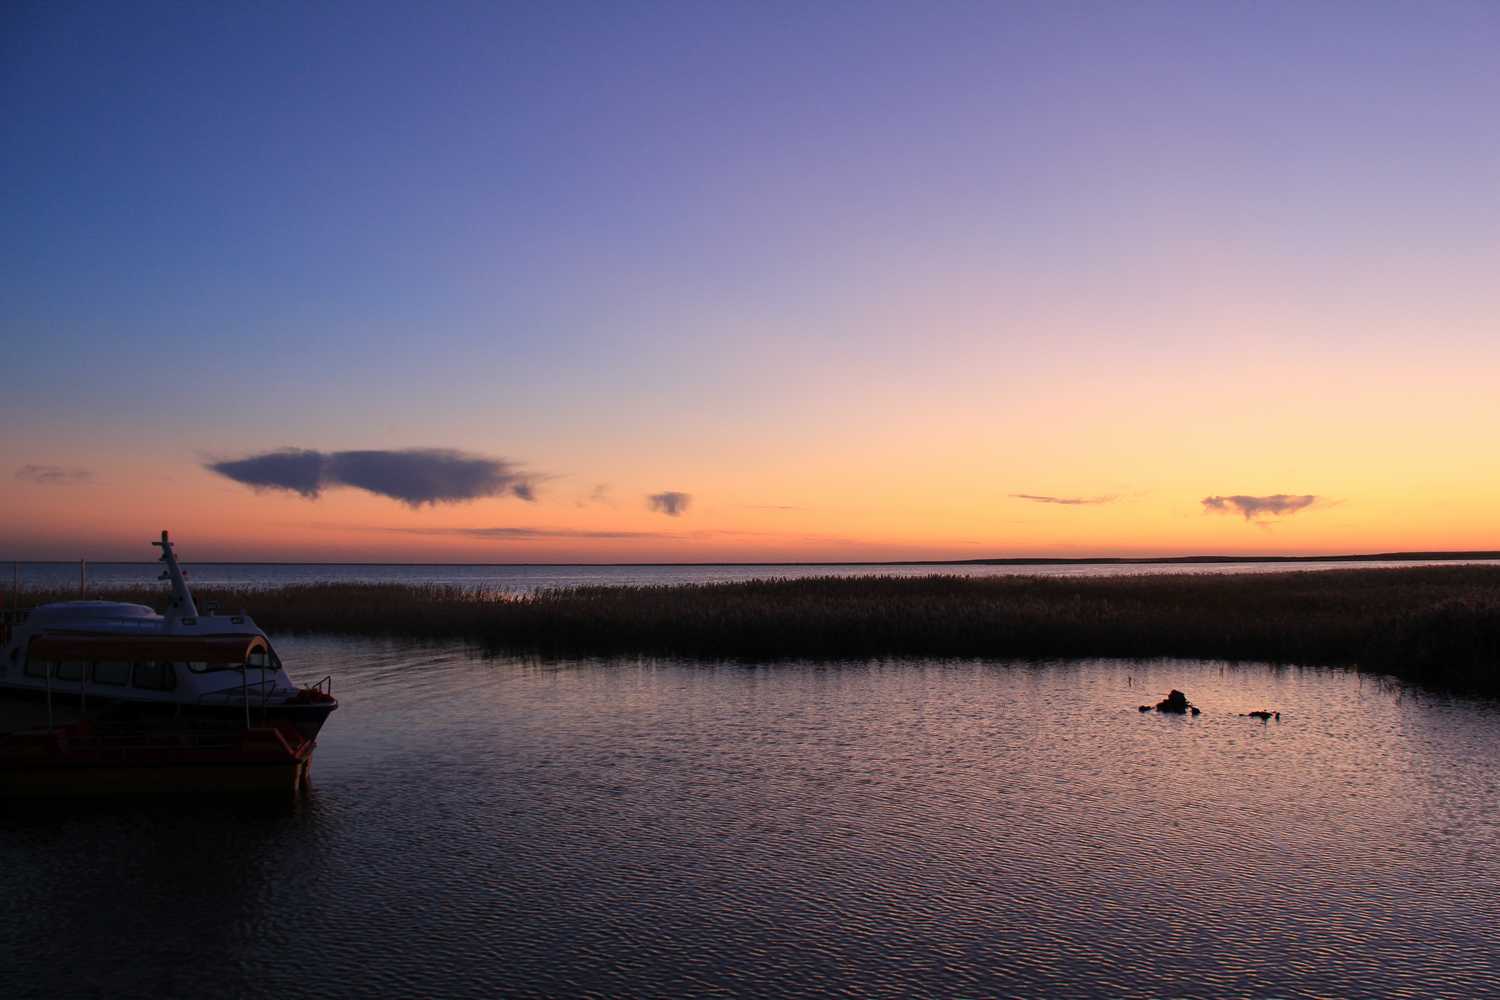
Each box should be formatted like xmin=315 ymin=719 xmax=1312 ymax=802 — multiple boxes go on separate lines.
xmin=0 ymin=532 xmax=337 ymax=738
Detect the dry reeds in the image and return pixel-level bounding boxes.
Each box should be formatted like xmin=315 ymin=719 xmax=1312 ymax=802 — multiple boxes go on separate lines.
xmin=20 ymin=566 xmax=1500 ymax=693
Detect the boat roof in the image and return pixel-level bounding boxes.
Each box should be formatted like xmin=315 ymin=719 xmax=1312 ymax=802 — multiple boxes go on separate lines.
xmin=27 ymin=602 xmax=161 ymax=626
xmin=27 ymin=632 xmax=270 ymax=664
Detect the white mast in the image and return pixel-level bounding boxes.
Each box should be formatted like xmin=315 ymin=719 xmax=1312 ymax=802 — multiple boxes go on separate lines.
xmin=153 ymin=530 xmax=198 ymax=619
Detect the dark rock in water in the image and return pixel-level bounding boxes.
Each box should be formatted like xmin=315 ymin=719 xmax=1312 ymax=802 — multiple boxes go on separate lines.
xmin=1137 ymin=689 xmax=1202 ymax=715
xmin=1246 ymin=710 xmax=1280 ymax=721
xmin=1154 ymin=689 xmax=1192 ymax=714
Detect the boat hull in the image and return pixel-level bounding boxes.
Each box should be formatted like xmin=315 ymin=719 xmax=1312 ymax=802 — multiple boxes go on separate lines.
xmin=0 ymin=685 xmax=336 ymax=741
xmin=1 ymin=757 xmax=311 ymax=798
xmin=0 ymin=724 xmax=314 ymax=799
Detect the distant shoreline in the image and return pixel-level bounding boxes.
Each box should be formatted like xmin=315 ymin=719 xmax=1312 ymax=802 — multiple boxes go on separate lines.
xmin=10 ymin=550 xmax=1500 ymax=568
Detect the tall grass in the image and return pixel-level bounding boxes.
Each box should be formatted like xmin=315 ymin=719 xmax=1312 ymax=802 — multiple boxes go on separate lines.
xmin=16 ymin=566 xmax=1500 ymax=693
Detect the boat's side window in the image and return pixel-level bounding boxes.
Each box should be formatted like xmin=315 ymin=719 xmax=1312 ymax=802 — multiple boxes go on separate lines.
xmin=132 ymin=661 xmax=177 ymax=691
xmin=247 ymin=650 xmax=270 ymax=669
xmin=92 ymin=660 xmax=130 ymax=686
xmin=55 ymin=660 xmax=85 ymax=682
xmin=24 ymin=657 xmax=51 ymax=679
xmin=186 ymin=661 xmax=213 ymax=673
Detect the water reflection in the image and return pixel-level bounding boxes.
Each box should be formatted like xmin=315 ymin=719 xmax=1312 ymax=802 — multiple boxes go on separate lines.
xmin=5 ymin=638 xmax=1498 ymax=998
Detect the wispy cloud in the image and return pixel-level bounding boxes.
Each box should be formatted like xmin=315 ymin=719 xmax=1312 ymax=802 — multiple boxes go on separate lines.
xmin=1202 ymin=494 xmax=1320 ymax=522
xmin=383 ymin=525 xmax=675 ymax=540
xmin=743 ymin=504 xmax=805 ymax=511
xmin=372 ymin=524 xmax=789 ymax=542
xmin=647 ymin=491 xmax=692 ymax=516
xmin=1010 ymin=493 xmax=1115 ymax=506
xmin=15 ymin=464 xmax=91 ymax=486
xmin=320 ymin=521 xmax=893 ymax=549
xmin=207 ymin=448 xmax=540 ymax=506
xmin=577 ymin=483 xmax=615 ymax=508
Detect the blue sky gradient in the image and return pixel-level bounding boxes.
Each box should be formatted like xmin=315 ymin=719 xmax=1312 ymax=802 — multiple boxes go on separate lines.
xmin=4 ymin=2 xmax=1498 ymax=559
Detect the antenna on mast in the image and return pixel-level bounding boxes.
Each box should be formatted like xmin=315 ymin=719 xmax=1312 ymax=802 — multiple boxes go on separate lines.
xmin=153 ymin=530 xmax=198 ymax=619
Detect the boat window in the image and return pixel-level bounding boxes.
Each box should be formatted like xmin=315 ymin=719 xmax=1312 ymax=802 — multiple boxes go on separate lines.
xmin=92 ymin=660 xmax=130 ymax=686
xmin=55 ymin=660 xmax=85 ymax=682
xmin=24 ymin=658 xmax=52 ymax=679
xmin=132 ymin=661 xmax=177 ymax=691
xmin=248 ymin=650 xmax=270 ymax=669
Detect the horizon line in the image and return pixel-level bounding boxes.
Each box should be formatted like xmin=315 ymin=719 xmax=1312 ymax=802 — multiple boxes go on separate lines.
xmin=7 ymin=550 xmax=1500 ymax=568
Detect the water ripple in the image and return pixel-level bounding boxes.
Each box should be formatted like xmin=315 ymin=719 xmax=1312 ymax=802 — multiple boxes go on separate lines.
xmin=4 ymin=647 xmax=1499 ymax=998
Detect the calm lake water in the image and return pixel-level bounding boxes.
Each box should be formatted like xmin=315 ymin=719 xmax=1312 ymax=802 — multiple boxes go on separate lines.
xmin=12 ymin=557 xmax=1500 ymax=592
xmin=4 ymin=639 xmax=1499 ymax=998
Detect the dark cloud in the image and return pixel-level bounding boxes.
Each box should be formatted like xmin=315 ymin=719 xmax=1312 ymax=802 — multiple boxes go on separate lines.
xmin=15 ymin=464 xmax=91 ymax=486
xmin=210 ymin=449 xmax=325 ymax=497
xmin=1011 ymin=493 xmax=1115 ymax=506
xmin=1202 ymin=494 xmax=1319 ymax=521
xmin=326 ymin=450 xmax=534 ymax=505
xmin=207 ymin=448 xmax=539 ymax=506
xmin=647 ymin=491 xmax=692 ymax=516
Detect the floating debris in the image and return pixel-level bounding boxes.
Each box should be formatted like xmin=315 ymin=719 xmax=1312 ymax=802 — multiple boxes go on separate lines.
xmin=1244 ymin=710 xmax=1281 ymax=721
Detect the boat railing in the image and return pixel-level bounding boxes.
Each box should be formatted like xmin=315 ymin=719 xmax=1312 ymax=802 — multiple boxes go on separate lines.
xmin=197 ymin=679 xmax=282 ymax=705
xmin=308 ymin=674 xmax=333 ymax=697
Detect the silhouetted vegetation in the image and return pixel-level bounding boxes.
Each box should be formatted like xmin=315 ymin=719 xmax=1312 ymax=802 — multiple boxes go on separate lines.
xmin=19 ymin=567 xmax=1500 ymax=693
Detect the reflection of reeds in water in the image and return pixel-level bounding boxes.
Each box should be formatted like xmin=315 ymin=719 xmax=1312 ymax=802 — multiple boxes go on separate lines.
xmin=20 ymin=567 xmax=1500 ymax=692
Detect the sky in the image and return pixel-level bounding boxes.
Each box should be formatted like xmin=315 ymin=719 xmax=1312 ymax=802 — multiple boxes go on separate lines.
xmin=3 ymin=1 xmax=1498 ymax=562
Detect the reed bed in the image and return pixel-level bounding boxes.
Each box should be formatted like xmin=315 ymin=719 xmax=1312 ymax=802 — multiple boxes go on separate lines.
xmin=17 ymin=566 xmax=1500 ymax=693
